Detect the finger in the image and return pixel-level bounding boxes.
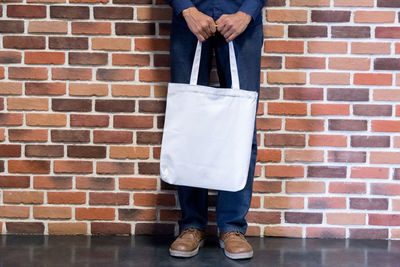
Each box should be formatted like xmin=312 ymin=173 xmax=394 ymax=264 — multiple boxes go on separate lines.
xmin=223 ymin=28 xmax=236 ymax=41
xmin=209 ymin=21 xmax=216 ymax=34
xmin=197 ymin=33 xmax=205 ymax=42
xmin=226 ymin=32 xmax=239 ymax=42
xmin=199 ymin=29 xmax=209 ymax=41
xmin=220 ymin=25 xmax=231 ymax=36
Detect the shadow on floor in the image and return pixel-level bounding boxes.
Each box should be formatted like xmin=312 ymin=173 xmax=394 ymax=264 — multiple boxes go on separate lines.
xmin=1 ymin=235 xmax=400 ymax=266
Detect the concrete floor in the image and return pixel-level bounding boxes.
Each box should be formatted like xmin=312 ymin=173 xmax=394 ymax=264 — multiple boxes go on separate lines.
xmin=1 ymin=235 xmax=400 ymax=266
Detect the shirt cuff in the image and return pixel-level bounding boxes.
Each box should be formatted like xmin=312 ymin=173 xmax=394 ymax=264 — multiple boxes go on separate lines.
xmin=169 ymin=0 xmax=195 ymax=17
xmin=238 ymin=0 xmax=265 ymax=22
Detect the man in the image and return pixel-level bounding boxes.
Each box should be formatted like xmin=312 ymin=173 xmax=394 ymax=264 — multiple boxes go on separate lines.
xmin=164 ymin=0 xmax=267 ymax=260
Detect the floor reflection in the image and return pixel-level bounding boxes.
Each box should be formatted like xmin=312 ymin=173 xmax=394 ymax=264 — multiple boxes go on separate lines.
xmin=1 ymin=235 xmax=400 ymax=266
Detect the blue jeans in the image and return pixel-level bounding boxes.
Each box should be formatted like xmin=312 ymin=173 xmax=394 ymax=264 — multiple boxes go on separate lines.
xmin=169 ymin=12 xmax=263 ymax=234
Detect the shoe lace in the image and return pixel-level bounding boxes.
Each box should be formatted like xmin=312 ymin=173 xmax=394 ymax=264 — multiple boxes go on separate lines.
xmin=179 ymin=228 xmax=202 ymax=239
xmin=224 ymin=231 xmax=246 ymax=240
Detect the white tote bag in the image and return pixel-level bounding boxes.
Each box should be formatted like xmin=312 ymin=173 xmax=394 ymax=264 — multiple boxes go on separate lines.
xmin=160 ymin=40 xmax=258 ymax=192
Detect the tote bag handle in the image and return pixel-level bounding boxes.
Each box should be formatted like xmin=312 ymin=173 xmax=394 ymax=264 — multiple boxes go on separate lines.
xmin=189 ymin=40 xmax=240 ymax=90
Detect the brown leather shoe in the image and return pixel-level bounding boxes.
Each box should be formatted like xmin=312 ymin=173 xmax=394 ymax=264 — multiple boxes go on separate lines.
xmin=219 ymin=231 xmax=253 ymax=259
xmin=169 ymin=228 xmax=205 ymax=258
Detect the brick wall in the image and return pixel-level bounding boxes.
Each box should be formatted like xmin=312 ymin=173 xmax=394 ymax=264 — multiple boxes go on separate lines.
xmin=0 ymin=0 xmax=399 ymax=239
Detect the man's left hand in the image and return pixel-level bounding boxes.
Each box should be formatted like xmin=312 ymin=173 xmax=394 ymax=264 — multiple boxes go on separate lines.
xmin=215 ymin=11 xmax=252 ymax=42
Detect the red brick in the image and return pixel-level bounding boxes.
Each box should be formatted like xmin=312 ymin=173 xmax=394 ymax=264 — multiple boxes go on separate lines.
xmin=89 ymin=192 xmax=129 ymax=205
xmin=97 ymin=162 xmax=134 ymax=174
xmin=8 ymin=160 xmax=50 ymax=174
xmin=9 ymin=67 xmax=47 ymax=80
xmin=7 ymin=5 xmax=46 ymax=18
xmin=54 ymin=160 xmax=93 ymax=174
xmin=94 ymin=130 xmax=133 ymax=144
xmin=52 ymin=67 xmax=92 ymax=81
xmin=47 ymin=192 xmax=86 ymax=204
xmin=25 ymin=82 xmax=66 ymax=96
xmin=76 ymin=177 xmax=115 ymax=190
xmin=119 ymin=177 xmax=157 ymax=190
xmin=33 ymin=176 xmax=72 ymax=189
xmin=264 ymin=41 xmax=304 ymax=53
xmin=76 ymin=207 xmax=115 ymax=220
xmin=0 ymin=175 xmax=30 ymax=188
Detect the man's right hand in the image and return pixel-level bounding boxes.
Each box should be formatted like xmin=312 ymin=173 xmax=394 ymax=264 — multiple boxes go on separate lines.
xmin=182 ymin=7 xmax=216 ymax=42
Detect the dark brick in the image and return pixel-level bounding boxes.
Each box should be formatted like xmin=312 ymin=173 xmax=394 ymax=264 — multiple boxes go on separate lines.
xmin=6 ymin=222 xmax=44 ymax=234
xmin=49 ymin=37 xmax=88 ymax=50
xmin=375 ymin=58 xmax=400 ymax=70
xmin=137 ymin=132 xmax=163 ymax=145
xmin=350 ymin=198 xmax=388 ymax=210
xmin=94 ymin=7 xmax=133 ymax=20
xmin=25 ymin=145 xmax=64 ymax=157
xmin=52 ymin=99 xmax=92 ymax=112
xmin=96 ymin=68 xmax=134 ymax=81
xmin=289 ymin=26 xmax=327 ymax=38
xmin=0 ymin=98 xmax=3 ymax=110
xmin=264 ymin=134 xmax=305 ymax=147
xmin=119 ymin=209 xmax=156 ymax=221
xmin=95 ymin=100 xmax=135 ymax=113
xmin=138 ymin=162 xmax=160 ymax=175
xmin=25 ymin=82 xmax=66 ymax=96
xmin=329 ymin=119 xmax=367 ymax=131
xmin=0 ymin=176 xmax=30 ymax=188
xmin=308 ymin=166 xmax=347 ymax=178
xmin=7 ymin=5 xmax=46 ymax=18
xmin=50 ymin=6 xmax=89 ymax=19
xmin=327 ymin=88 xmax=369 ymax=101
xmin=328 ymin=151 xmax=366 ymax=163
xmin=376 ymin=27 xmax=400 ymax=38
xmin=70 ymin=114 xmax=109 ymax=127
xmin=284 ymin=87 xmax=323 ymax=100
xmin=261 ymin=56 xmax=282 ymax=69
xmin=116 ymin=23 xmax=155 ymax=35
xmin=285 ymin=212 xmax=322 ymax=224
xmin=350 ymin=228 xmax=388 ymax=239
xmin=159 ymin=23 xmax=171 ymax=36
xmin=0 ymin=20 xmax=24 ymax=33
xmin=138 ymin=100 xmax=166 ymax=113
xmin=76 ymin=177 xmax=115 ymax=190
xmin=67 ymin=146 xmax=106 ymax=158
xmin=267 ymin=0 xmax=285 ymax=6
xmin=377 ymin=0 xmax=400 ymax=7
xmin=157 ymin=115 xmax=165 ymax=129
xmin=0 ymin=145 xmax=21 ymax=157
xmin=260 ymin=87 xmax=280 ymax=100
xmin=154 ymin=54 xmax=170 ymax=67
xmin=394 ymin=168 xmax=400 ymax=180
xmin=311 ymin=11 xmax=351 ymax=22
xmin=353 ymin=104 xmax=392 ymax=116
xmin=69 ymin=52 xmax=108 ymax=65
xmin=3 ymin=36 xmax=45 ymax=49
xmin=51 ymin=130 xmax=90 ymax=143
xmin=332 ymin=26 xmax=370 ymax=38
xmin=351 ymin=136 xmax=390 ymax=148
xmin=91 ymin=192 xmax=129 ymax=206
xmin=135 ymin=223 xmax=175 ymax=235
xmin=0 ymin=161 xmax=3 ymax=172
xmin=0 ymin=51 xmax=21 ymax=63
xmin=91 ymin=222 xmax=130 ymax=235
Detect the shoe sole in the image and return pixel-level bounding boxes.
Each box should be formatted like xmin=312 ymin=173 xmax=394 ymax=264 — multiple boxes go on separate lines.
xmin=169 ymin=239 xmax=205 ymax=258
xmin=219 ymin=239 xmax=253 ymax=260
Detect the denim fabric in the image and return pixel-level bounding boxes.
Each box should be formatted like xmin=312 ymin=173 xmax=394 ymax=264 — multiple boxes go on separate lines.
xmin=169 ymin=11 xmax=263 ymax=234
xmin=164 ymin=0 xmax=268 ymax=22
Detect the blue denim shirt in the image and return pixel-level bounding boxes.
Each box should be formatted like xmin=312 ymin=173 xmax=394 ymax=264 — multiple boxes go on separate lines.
xmin=165 ymin=0 xmax=267 ymax=23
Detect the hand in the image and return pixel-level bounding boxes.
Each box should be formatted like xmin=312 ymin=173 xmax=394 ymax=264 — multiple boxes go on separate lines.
xmin=182 ymin=7 xmax=217 ymax=42
xmin=215 ymin=11 xmax=252 ymax=42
